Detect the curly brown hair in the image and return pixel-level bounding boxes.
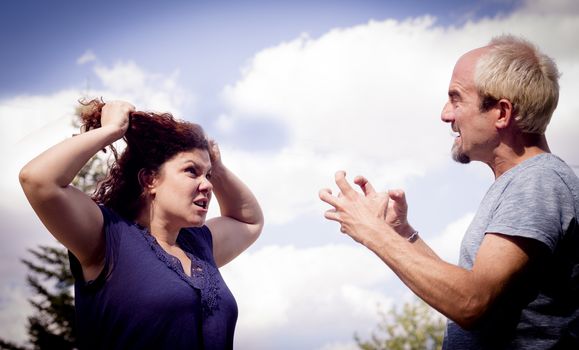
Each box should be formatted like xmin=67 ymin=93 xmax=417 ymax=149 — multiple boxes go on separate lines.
xmin=78 ymin=98 xmax=209 ymax=220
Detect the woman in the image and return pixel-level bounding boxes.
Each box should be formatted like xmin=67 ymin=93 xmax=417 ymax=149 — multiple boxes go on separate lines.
xmin=19 ymin=99 xmax=264 ymax=349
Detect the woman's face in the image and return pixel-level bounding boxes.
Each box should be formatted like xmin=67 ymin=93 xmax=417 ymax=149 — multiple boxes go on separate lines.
xmin=149 ymin=149 xmax=213 ymax=229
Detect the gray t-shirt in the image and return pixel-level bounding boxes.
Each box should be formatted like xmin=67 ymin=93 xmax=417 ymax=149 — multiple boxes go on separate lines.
xmin=443 ymin=153 xmax=579 ymax=349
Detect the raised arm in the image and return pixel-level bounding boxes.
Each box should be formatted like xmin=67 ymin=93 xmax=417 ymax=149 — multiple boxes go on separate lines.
xmin=319 ymin=171 xmax=542 ymax=329
xmin=205 ymin=141 xmax=264 ymax=267
xmin=19 ymin=101 xmax=134 ymax=279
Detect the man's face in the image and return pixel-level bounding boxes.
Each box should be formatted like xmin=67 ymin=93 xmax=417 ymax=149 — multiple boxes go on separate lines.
xmin=441 ymin=48 xmax=498 ymax=164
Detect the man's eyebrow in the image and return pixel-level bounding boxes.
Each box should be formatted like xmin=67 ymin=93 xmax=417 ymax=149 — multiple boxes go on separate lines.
xmin=448 ymin=90 xmax=461 ymax=99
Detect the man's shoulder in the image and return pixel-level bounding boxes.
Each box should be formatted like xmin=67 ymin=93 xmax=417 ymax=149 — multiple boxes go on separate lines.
xmin=506 ymin=153 xmax=578 ymax=189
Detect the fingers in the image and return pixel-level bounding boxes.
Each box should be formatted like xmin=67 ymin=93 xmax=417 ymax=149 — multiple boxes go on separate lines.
xmin=323 ymin=209 xmax=347 ymax=233
xmin=104 ymin=100 xmax=135 ymax=114
xmin=388 ymin=189 xmax=408 ymax=208
xmin=354 ymin=175 xmax=376 ymax=196
xmin=318 ymin=188 xmax=338 ymax=207
xmin=207 ymin=138 xmax=222 ymax=164
xmin=334 ymin=171 xmax=356 ymax=196
xmin=319 ymin=189 xmax=344 ymax=229
xmin=323 ymin=209 xmax=340 ymax=222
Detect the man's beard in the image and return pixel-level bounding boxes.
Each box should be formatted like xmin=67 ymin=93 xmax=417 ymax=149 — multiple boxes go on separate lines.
xmin=452 ymin=143 xmax=471 ymax=164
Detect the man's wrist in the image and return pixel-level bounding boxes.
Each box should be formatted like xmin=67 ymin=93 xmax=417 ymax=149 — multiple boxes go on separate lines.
xmin=406 ymin=230 xmax=419 ymax=243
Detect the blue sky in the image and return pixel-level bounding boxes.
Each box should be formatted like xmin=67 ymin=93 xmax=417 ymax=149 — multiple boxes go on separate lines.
xmin=1 ymin=0 xmax=578 ymax=349
xmin=0 ymin=0 xmax=518 ymax=108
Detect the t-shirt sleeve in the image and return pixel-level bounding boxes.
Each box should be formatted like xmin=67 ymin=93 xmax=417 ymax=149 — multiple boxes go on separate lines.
xmin=68 ymin=205 xmax=121 ymax=288
xmin=487 ymin=166 xmax=574 ymax=252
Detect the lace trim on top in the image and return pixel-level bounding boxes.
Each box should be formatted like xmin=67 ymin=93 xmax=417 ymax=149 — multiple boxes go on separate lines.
xmin=135 ymin=224 xmax=221 ymax=318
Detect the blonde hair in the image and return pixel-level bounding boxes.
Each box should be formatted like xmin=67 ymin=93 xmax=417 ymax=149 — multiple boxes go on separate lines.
xmin=475 ymin=35 xmax=560 ymax=134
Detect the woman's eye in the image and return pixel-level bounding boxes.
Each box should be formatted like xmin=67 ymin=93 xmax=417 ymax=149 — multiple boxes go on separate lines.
xmin=186 ymin=168 xmax=197 ymax=176
xmin=206 ymin=173 xmax=212 ymax=180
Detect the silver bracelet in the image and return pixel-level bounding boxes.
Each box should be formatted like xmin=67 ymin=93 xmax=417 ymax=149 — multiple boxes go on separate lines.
xmin=407 ymin=230 xmax=419 ymax=243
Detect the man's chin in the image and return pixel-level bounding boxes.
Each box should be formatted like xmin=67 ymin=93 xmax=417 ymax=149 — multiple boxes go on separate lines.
xmin=452 ymin=148 xmax=471 ymax=164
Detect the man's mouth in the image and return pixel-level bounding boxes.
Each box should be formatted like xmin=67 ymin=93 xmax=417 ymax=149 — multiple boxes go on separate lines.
xmin=450 ymin=125 xmax=460 ymax=139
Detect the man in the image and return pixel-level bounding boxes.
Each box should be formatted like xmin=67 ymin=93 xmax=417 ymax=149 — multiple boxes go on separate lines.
xmin=319 ymin=35 xmax=579 ymax=349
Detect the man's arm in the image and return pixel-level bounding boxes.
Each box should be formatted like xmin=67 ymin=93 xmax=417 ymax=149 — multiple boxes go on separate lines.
xmin=320 ymin=171 xmax=544 ymax=329
xmin=372 ymin=231 xmax=539 ymax=328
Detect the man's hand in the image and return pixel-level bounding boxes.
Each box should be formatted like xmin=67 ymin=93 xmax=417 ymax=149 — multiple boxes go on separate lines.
xmin=319 ymin=171 xmax=389 ymax=245
xmin=384 ymin=189 xmax=416 ymax=239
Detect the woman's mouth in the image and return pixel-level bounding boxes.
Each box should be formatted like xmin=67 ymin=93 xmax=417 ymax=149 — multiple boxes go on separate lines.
xmin=193 ymin=199 xmax=208 ymax=209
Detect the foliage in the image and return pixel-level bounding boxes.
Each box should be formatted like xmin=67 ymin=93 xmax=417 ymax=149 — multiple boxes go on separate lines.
xmin=356 ymin=299 xmax=446 ymax=350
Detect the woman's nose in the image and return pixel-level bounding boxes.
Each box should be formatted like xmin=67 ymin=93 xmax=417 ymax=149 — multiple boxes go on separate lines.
xmin=199 ymin=176 xmax=213 ymax=192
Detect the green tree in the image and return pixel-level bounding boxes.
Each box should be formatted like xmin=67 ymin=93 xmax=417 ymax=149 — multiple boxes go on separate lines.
xmin=0 ymin=113 xmax=107 ymax=350
xmin=356 ymin=298 xmax=446 ymax=350
xmin=0 ymin=247 xmax=76 ymax=350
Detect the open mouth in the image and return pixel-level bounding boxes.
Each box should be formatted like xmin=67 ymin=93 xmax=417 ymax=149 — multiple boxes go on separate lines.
xmin=450 ymin=125 xmax=461 ymax=139
xmin=193 ymin=199 xmax=208 ymax=209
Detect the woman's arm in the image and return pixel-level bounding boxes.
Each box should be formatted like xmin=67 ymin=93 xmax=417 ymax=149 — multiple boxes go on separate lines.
xmin=205 ymin=141 xmax=264 ymax=267
xmin=19 ymin=101 xmax=133 ymax=279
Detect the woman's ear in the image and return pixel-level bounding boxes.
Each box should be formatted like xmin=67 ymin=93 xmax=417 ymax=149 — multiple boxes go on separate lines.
xmin=138 ymin=169 xmax=157 ymax=194
xmin=495 ymin=98 xmax=514 ymax=130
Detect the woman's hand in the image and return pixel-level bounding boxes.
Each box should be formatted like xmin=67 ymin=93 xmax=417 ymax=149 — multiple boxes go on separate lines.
xmin=208 ymin=139 xmax=223 ymax=170
xmin=101 ymin=100 xmax=135 ymax=138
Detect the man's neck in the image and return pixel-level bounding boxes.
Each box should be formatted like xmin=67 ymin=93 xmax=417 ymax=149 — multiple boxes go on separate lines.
xmin=488 ymin=133 xmax=550 ymax=179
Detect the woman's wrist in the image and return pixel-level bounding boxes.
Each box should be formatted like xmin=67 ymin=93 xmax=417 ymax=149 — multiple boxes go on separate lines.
xmin=100 ymin=124 xmax=127 ymax=141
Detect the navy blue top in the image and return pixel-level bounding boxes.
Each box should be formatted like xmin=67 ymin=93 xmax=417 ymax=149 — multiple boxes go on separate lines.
xmin=69 ymin=206 xmax=238 ymax=350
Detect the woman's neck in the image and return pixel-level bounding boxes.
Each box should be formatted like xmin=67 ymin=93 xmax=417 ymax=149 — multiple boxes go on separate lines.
xmin=135 ymin=208 xmax=180 ymax=246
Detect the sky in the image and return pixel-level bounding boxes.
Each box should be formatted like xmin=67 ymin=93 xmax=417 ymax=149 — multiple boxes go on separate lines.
xmin=1 ymin=0 xmax=578 ymax=348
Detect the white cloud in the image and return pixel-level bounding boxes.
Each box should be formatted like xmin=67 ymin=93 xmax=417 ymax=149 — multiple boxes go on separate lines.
xmin=222 ymin=16 xmax=452 ymax=167
xmin=428 ymin=213 xmax=475 ymax=264
xmin=77 ymin=49 xmax=97 ymax=65
xmin=0 ymin=91 xmax=79 ymax=150
xmin=221 ymin=244 xmax=395 ymax=349
xmin=212 ymin=146 xmax=425 ymax=226
xmin=218 ymin=0 xmax=579 ymax=227
xmin=93 ymin=61 xmax=193 ymax=115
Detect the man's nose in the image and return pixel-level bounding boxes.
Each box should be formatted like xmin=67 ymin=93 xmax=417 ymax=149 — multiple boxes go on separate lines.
xmin=441 ymin=101 xmax=453 ymax=123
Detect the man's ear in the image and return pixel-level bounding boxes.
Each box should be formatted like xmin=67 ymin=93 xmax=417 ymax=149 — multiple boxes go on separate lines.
xmin=138 ymin=169 xmax=157 ymax=194
xmin=495 ymin=98 xmax=514 ymax=130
